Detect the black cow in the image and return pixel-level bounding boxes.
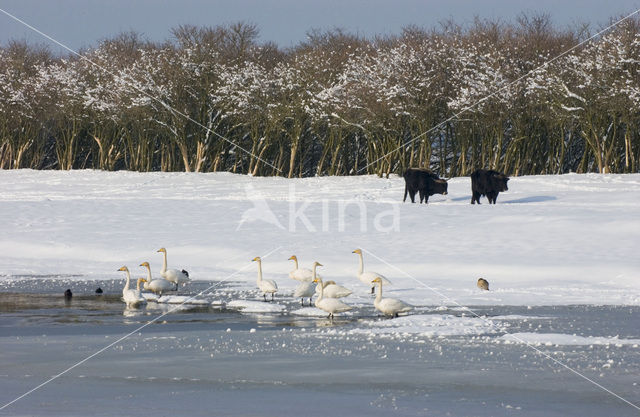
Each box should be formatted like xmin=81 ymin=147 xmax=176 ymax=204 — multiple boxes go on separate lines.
xmin=403 ymin=168 xmax=437 ymax=203
xmin=421 ymin=178 xmax=448 ymax=203
xmin=470 ymin=169 xmax=509 ymax=204
xmin=403 ymin=168 xmax=448 ymax=204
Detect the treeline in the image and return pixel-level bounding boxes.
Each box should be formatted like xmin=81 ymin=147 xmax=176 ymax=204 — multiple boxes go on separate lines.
xmin=1 ymin=15 xmax=639 ymax=177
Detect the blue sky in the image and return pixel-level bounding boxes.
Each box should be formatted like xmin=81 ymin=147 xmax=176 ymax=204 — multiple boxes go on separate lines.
xmin=1 ymin=0 xmax=639 ymax=53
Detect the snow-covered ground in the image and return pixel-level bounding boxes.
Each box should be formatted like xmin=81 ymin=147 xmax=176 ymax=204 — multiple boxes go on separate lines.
xmin=1 ymin=169 xmax=639 ymax=307
xmin=2 ymin=170 xmax=640 ymax=416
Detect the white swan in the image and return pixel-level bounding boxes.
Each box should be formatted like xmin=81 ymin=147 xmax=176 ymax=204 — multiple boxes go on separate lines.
xmin=293 ymin=281 xmax=315 ymax=306
xmin=311 ymin=263 xmax=352 ymax=299
xmin=157 ymin=247 xmax=190 ymax=288
xmin=140 ymin=261 xmax=174 ymax=296
xmin=372 ymin=277 xmax=413 ymax=317
xmin=290 ymin=257 xmax=314 ymax=305
xmin=253 ymin=256 xmax=278 ymax=301
xmin=314 ymin=279 xmax=334 ymax=295
xmin=119 ymin=266 xmax=146 ymax=307
xmin=288 ymin=255 xmax=314 ymax=282
xmin=320 ymin=283 xmax=353 ymax=298
xmin=134 ymin=277 xmax=146 ymax=298
xmin=313 ymin=274 xmax=352 ymax=319
xmin=352 ymin=248 xmax=391 ymax=294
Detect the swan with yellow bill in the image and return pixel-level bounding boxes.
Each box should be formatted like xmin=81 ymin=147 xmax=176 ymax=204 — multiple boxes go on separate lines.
xmin=253 ymin=256 xmax=278 ymax=301
xmin=139 ymin=261 xmax=174 ymax=296
xmin=288 ymin=255 xmax=314 ymax=282
xmin=118 ymin=265 xmax=147 ymax=307
xmin=352 ymin=249 xmax=391 ymax=294
xmin=371 ymin=277 xmax=413 ymax=317
xmin=157 ymin=247 xmax=190 ymax=288
xmin=313 ymin=269 xmax=352 ymax=319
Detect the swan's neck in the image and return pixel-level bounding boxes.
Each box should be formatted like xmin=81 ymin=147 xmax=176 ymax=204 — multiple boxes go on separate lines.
xmin=316 ymin=278 xmax=324 ymax=302
xmin=256 ymin=261 xmax=263 ymax=284
xmin=124 ymin=270 xmax=131 ymax=290
xmin=292 ymin=258 xmax=299 ymax=269
xmin=160 ymin=252 xmax=168 ymax=274
xmin=357 ymin=253 xmax=364 ymax=275
xmin=136 ymin=278 xmax=143 ymax=291
xmin=375 ymin=281 xmax=383 ymax=302
xmin=145 ymin=266 xmax=152 ymax=281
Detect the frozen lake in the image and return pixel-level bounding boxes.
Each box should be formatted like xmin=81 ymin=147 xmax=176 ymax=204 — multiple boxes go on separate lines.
xmin=1 ymin=278 xmax=640 ymax=417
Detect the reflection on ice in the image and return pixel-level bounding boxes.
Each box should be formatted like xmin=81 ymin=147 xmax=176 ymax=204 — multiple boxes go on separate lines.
xmin=123 ymin=306 xmax=147 ymax=317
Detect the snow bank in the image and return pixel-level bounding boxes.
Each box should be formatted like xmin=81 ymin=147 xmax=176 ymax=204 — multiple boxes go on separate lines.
xmin=156 ymin=295 xmax=210 ymax=305
xmin=142 ymin=293 xmax=159 ymax=302
xmin=226 ymin=300 xmax=286 ymax=313
xmin=351 ymin=314 xmax=502 ymax=336
xmin=290 ymin=307 xmax=328 ymax=316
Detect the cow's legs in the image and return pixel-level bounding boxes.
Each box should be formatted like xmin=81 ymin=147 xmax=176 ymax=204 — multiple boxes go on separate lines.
xmin=471 ymin=191 xmax=481 ymax=204
xmin=409 ymin=189 xmax=416 ymax=203
xmin=418 ymin=189 xmax=425 ymax=204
